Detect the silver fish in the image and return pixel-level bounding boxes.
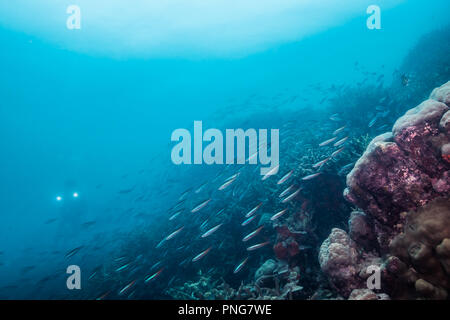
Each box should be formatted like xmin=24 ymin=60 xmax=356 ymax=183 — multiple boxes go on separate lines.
xmin=241 ymin=215 xmax=257 ymax=226
xmin=277 ymin=170 xmax=293 ymax=185
xmin=245 ymin=203 xmax=263 ymax=218
xmin=281 ymin=188 xmax=301 ymax=203
xmin=165 ymin=226 xmax=184 ymax=241
xmin=313 ymin=157 xmax=330 ymax=168
xmin=302 ymin=172 xmax=321 ymax=181
xmin=192 ymin=247 xmax=212 ymax=262
xmin=247 ymin=241 xmax=270 ymax=251
xmin=331 ymin=147 xmax=345 ymax=158
xmin=333 ymin=136 xmax=348 ymax=147
xmin=279 ymin=184 xmax=295 ymax=198
xmin=242 ymin=226 xmax=264 ymax=242
xmin=333 ymin=126 xmax=346 ymax=135
xmin=270 ymin=209 xmax=288 ymax=221
xmin=319 ymin=137 xmax=337 ymax=147
xmin=233 ymin=257 xmax=249 ymax=274
xmin=261 ymin=165 xmax=280 ymax=180
xmin=191 ymin=199 xmax=211 ymax=213
xmin=201 ymin=223 xmax=223 ymax=238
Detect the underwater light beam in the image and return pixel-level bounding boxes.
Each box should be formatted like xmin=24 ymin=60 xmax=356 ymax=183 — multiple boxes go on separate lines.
xmin=0 ymin=0 xmax=405 ymax=58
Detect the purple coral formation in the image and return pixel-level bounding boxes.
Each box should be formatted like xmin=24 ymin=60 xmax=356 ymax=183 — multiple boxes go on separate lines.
xmin=344 ymin=82 xmax=450 ymax=251
xmin=318 ymin=228 xmax=362 ymax=297
xmin=320 ymin=81 xmax=450 ymax=299
xmin=318 ymin=227 xmax=382 ymax=298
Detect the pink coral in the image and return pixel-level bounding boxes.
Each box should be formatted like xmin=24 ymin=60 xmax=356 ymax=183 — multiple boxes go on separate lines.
xmin=344 ymin=82 xmax=450 ymax=252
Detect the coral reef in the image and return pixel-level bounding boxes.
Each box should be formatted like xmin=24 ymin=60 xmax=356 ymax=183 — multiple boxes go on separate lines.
xmin=167 ymin=259 xmax=304 ymax=300
xmin=387 ymin=198 xmax=450 ymax=299
xmin=166 ymin=274 xmax=248 ymax=300
xmin=348 ymin=289 xmax=390 ymax=300
xmin=318 ymin=228 xmax=382 ymax=297
xmin=318 ymin=228 xmax=361 ymax=297
xmin=321 ymin=81 xmax=450 ymax=299
xmin=252 ymin=259 xmax=304 ymax=299
xmin=344 ymin=81 xmax=450 ymax=252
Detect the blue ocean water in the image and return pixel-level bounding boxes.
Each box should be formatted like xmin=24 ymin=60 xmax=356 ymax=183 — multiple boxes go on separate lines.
xmin=0 ymin=0 xmax=449 ymax=299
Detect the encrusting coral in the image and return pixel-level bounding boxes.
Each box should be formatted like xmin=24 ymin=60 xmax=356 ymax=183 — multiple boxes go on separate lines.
xmin=387 ymin=198 xmax=450 ymax=299
xmin=320 ymin=81 xmax=450 ymax=300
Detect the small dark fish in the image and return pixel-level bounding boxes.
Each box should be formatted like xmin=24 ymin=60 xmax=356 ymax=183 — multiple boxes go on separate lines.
xmin=245 ymin=203 xmax=263 ymax=218
xmin=179 ymin=188 xmax=192 ymax=201
xmin=115 ymin=263 xmax=130 ymax=272
xmin=302 ymin=172 xmax=321 ymax=181
xmin=191 ymin=199 xmax=211 ymax=213
xmin=241 ymin=215 xmax=257 ymax=226
xmin=201 ymin=223 xmax=223 ymax=238
xmin=333 ymin=136 xmax=348 ymax=147
xmin=65 ymin=246 xmax=83 ymax=258
xmin=279 ymin=184 xmax=295 ymax=198
xmin=21 ymin=265 xmax=35 ymax=273
xmin=96 ymin=291 xmax=111 ymax=300
xmin=338 ymin=162 xmax=355 ymax=176
xmin=379 ymin=110 xmax=390 ymax=118
xmin=277 ymin=170 xmax=293 ymax=185
xmin=192 ymin=247 xmax=212 ymax=262
xmin=331 ymin=147 xmax=345 ymax=158
xmin=242 ymin=226 xmax=264 ymax=242
xmin=165 ymin=226 xmax=184 ymax=241
xmin=145 ymin=268 xmax=164 ymax=283
xmin=167 ymin=276 xmax=177 ymax=287
xmin=81 ymin=221 xmax=96 ymax=228
xmin=329 ymin=114 xmax=342 ymax=121
xmin=313 ymin=157 xmax=330 ymax=168
xmin=319 ymin=137 xmax=337 ymax=147
xmin=261 ymin=165 xmax=279 ymax=180
xmin=195 ymin=182 xmax=208 ymax=194
xmin=118 ymin=186 xmax=135 ymax=194
xmin=281 ymin=188 xmax=301 ymax=203
xmin=218 ymin=177 xmax=236 ymax=191
xmin=333 ymin=126 xmax=346 ymax=136
xmin=151 ymin=261 xmax=162 ymax=270
xmin=155 ymin=239 xmax=166 ymax=249
xmin=169 ymin=210 xmax=182 ymax=221
xmin=246 ymin=241 xmax=270 ymax=251
xmin=224 ymin=172 xmax=239 ymax=182
xmin=233 ymin=257 xmax=249 ymax=274
xmin=115 ymin=257 xmax=126 ymax=262
xmin=44 ymin=218 xmax=57 ymax=224
xmin=199 ymin=219 xmax=208 ymax=230
xmin=270 ymin=209 xmax=288 ymax=221
xmin=119 ymin=280 xmax=136 ymax=295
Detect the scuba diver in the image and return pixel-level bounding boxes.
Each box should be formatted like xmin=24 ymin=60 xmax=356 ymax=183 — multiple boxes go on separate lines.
xmin=54 ymin=179 xmax=88 ymax=243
